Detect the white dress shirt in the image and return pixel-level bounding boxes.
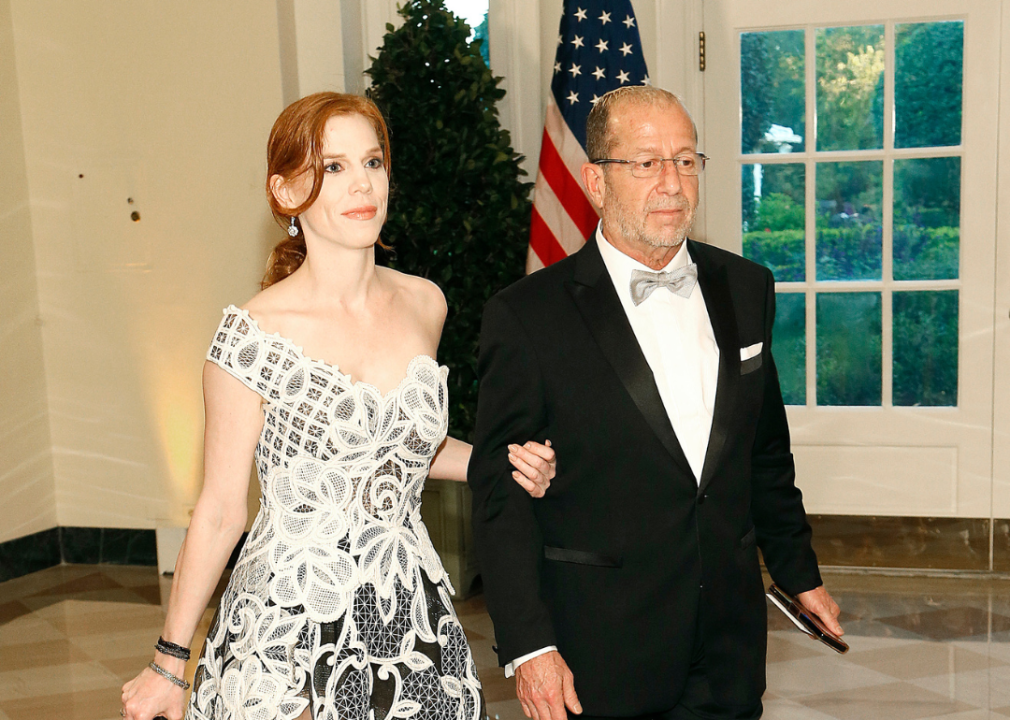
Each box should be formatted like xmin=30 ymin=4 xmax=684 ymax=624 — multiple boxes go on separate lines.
xmin=505 ymin=226 xmax=720 ymax=677
xmin=596 ymin=224 xmax=719 ymax=482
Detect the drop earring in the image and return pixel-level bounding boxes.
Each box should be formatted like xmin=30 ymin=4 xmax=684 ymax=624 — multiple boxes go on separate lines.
xmin=288 ymin=217 xmax=299 ymax=237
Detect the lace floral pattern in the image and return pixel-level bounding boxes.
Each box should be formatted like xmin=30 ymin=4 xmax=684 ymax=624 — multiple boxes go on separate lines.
xmin=186 ymin=307 xmax=482 ymax=720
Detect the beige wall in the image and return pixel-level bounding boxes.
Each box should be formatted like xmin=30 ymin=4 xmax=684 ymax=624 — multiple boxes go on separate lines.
xmin=993 ymin=0 xmax=1010 ymax=521
xmin=7 ymin=0 xmax=286 ymax=532
xmin=0 ymin=0 xmax=56 ymax=544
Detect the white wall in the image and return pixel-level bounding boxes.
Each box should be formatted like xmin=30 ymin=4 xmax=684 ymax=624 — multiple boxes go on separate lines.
xmin=0 ymin=0 xmax=56 ymax=543
xmin=992 ymin=0 xmax=1010 ymax=520
xmin=7 ymin=0 xmax=285 ymax=531
xmin=278 ymin=0 xmax=348 ymax=103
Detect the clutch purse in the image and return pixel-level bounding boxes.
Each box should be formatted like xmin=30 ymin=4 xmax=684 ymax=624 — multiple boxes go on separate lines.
xmin=766 ymin=583 xmax=848 ymax=654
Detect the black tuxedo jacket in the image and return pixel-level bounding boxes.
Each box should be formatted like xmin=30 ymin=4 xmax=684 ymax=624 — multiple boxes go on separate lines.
xmin=467 ymin=236 xmax=823 ymax=715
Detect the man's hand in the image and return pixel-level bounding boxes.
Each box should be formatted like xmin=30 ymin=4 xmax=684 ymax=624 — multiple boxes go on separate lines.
xmin=796 ymin=585 xmax=843 ymax=636
xmin=515 ymin=650 xmax=582 ymax=720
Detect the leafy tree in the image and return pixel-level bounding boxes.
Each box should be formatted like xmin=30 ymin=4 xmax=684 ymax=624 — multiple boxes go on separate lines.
xmin=895 ymin=21 xmax=963 ymax=149
xmin=740 ymin=33 xmax=772 ymax=155
xmin=816 ymin=26 xmax=885 ymax=151
xmin=893 ymin=291 xmax=958 ymax=406
xmin=756 ymin=192 xmax=804 ymax=232
xmin=772 ymin=294 xmax=806 ymax=405
xmin=740 ymin=31 xmax=805 ymax=154
xmin=817 ymin=293 xmax=882 ymax=406
xmin=366 ymin=0 xmax=533 ymax=442
xmin=760 ymin=162 xmax=805 ymax=203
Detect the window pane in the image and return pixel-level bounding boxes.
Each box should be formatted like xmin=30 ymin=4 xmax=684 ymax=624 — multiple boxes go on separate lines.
xmin=741 ymin=30 xmax=805 ymax=154
xmin=894 ymin=291 xmax=958 ymax=406
xmin=773 ymin=293 xmax=806 ymax=405
xmin=742 ymin=163 xmax=805 ymax=281
xmin=816 ymin=25 xmax=885 ymax=151
xmin=816 ymin=161 xmax=883 ymax=281
xmin=817 ymin=292 xmax=881 ymax=406
xmin=894 ymin=157 xmax=960 ymax=280
xmin=895 ymin=21 xmax=963 ymax=149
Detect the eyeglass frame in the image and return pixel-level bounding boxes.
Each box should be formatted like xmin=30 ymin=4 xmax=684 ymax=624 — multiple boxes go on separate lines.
xmin=590 ymin=152 xmax=710 ymax=178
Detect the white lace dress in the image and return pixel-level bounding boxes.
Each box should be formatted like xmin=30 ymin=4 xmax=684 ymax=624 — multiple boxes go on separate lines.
xmin=186 ymin=307 xmax=484 ymax=720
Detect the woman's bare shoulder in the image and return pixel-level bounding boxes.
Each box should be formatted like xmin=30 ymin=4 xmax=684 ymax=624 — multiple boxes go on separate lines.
xmin=239 ymin=277 xmax=300 ymax=330
xmin=379 ymin=267 xmax=447 ymax=326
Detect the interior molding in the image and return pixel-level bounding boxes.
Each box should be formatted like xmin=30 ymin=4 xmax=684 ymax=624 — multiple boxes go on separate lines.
xmin=490 ymin=0 xmax=543 ymax=177
xmin=0 ymin=527 xmax=156 ymax=583
xmin=806 ymin=514 xmax=1010 ymax=573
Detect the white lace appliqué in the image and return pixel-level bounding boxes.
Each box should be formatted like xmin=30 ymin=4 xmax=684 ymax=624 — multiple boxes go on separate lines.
xmin=187 ymin=307 xmax=481 ymax=720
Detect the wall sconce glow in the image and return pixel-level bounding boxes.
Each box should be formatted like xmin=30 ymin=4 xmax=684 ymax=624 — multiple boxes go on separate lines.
xmin=150 ymin=371 xmax=203 ymax=525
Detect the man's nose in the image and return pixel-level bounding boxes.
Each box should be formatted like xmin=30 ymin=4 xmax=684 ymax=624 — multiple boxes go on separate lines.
xmin=657 ymin=160 xmax=684 ymax=192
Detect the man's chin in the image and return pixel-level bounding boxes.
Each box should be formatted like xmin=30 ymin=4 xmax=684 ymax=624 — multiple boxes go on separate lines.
xmin=641 ymin=232 xmax=689 ymax=249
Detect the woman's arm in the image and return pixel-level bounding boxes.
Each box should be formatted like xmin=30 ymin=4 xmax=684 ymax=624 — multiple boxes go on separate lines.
xmin=418 ymin=280 xmax=556 ymax=495
xmin=121 ymin=362 xmax=264 ymax=720
xmin=429 ymin=436 xmax=556 ymax=498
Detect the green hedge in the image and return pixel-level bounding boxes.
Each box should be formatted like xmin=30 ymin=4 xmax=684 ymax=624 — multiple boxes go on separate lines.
xmin=744 ymin=225 xmax=958 ymax=282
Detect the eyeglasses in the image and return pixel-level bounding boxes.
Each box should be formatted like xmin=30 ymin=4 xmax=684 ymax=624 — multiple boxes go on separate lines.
xmin=591 ymin=153 xmax=709 ymax=178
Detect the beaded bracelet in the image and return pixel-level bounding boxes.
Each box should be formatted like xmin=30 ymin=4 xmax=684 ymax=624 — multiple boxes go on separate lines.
xmin=155 ymin=636 xmax=191 ymax=661
xmin=148 ymin=661 xmax=191 ymax=690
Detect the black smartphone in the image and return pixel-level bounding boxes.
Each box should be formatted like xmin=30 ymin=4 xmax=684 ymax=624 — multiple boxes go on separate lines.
xmin=766 ymin=583 xmax=848 ymax=654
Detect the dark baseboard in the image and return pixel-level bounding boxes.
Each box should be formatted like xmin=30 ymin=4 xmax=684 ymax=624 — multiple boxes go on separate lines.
xmin=0 ymin=526 xmax=156 ymax=583
xmin=3 ymin=517 xmax=1010 ymax=584
xmin=808 ymin=515 xmax=1010 ymax=572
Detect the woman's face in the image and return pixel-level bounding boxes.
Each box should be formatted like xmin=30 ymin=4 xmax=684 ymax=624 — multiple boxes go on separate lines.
xmin=295 ymin=113 xmax=389 ymax=249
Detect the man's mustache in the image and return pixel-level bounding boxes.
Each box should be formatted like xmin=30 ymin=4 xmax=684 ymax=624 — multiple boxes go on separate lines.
xmin=646 ymin=197 xmax=694 ymax=213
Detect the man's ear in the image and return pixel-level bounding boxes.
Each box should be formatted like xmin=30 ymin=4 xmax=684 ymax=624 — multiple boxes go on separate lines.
xmin=581 ymin=162 xmax=606 ymax=211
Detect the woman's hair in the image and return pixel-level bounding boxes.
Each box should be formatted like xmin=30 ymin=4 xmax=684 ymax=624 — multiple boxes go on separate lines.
xmin=262 ymin=92 xmax=392 ymax=289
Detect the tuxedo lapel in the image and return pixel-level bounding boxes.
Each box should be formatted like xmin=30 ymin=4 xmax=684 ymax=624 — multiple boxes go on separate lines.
xmin=566 ymin=237 xmax=695 ymax=478
xmin=691 ymin=241 xmax=741 ymax=497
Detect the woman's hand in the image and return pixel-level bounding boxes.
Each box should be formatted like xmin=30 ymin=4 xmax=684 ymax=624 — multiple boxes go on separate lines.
xmin=121 ymin=662 xmax=186 ymax=720
xmin=508 ymin=440 xmax=556 ymax=498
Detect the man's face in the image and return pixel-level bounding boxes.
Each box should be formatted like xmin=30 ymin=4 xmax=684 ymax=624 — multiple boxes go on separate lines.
xmin=597 ymin=101 xmax=699 ymax=252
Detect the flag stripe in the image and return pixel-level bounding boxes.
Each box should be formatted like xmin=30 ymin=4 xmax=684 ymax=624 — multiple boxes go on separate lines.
xmin=533 ymin=173 xmax=591 ymax=256
xmin=537 ymin=131 xmax=598 ymax=239
xmin=530 ymin=207 xmax=568 ymax=267
xmin=543 ymin=96 xmax=590 ymax=183
xmin=526 ymin=251 xmax=545 ymax=274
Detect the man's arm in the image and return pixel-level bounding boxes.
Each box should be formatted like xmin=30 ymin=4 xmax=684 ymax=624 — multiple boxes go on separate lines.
xmin=750 ymin=271 xmax=842 ymax=634
xmin=468 ymin=295 xmax=557 ymax=663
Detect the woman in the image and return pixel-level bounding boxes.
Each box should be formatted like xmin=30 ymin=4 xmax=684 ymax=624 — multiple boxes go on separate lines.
xmin=121 ymin=92 xmax=554 ymax=720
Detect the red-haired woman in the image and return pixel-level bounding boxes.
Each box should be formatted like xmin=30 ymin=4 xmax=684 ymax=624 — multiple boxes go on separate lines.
xmin=120 ymin=93 xmax=555 ymax=720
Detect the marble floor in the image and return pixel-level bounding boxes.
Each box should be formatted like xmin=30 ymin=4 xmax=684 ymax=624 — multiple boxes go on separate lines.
xmin=1 ymin=566 xmax=1010 ymax=720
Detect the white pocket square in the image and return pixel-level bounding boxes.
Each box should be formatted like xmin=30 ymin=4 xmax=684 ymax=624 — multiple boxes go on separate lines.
xmin=740 ymin=342 xmax=763 ymax=361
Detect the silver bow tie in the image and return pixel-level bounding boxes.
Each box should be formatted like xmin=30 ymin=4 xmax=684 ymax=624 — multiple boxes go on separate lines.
xmin=629 ymin=264 xmax=699 ymax=306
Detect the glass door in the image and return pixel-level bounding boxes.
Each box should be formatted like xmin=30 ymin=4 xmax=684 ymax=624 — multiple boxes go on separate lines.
xmin=702 ymin=1 xmax=999 ymax=523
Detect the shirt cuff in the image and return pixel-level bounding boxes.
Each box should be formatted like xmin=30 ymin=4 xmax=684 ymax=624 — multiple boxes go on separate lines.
xmin=504 ymin=646 xmax=558 ymax=678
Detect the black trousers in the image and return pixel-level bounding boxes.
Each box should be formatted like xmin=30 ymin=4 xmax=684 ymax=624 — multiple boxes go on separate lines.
xmin=576 ymin=617 xmax=763 ymax=720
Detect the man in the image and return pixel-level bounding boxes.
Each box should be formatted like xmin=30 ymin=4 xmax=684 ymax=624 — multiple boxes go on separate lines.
xmin=467 ymin=86 xmax=841 ymax=720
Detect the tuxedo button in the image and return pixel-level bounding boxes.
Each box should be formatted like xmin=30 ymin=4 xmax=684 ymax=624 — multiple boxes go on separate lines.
xmin=697 ymin=493 xmax=707 ymax=505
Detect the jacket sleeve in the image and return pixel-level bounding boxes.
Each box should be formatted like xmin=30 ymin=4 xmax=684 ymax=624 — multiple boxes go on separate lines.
xmin=750 ymin=269 xmax=823 ymax=595
xmin=467 ymin=294 xmax=557 ymax=666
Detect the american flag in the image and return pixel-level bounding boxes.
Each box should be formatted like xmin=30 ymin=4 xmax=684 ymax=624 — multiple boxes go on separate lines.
xmin=527 ymin=0 xmax=650 ymax=272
